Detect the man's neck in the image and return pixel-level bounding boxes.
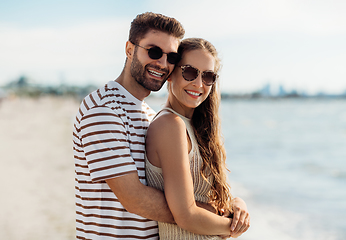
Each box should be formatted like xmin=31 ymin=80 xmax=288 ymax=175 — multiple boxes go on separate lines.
xmin=115 ymin=70 xmax=151 ymax=101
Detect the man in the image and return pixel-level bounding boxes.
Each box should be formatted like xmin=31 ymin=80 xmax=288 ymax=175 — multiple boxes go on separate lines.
xmin=73 ymin=12 xmax=249 ymax=239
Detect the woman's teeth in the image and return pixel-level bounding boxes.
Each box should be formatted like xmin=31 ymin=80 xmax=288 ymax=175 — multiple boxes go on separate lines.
xmin=186 ymin=90 xmax=201 ymax=96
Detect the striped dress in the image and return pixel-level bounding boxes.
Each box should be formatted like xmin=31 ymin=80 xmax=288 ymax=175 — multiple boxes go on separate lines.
xmin=145 ymin=108 xmax=222 ymax=240
xmin=73 ymin=81 xmax=158 ymax=239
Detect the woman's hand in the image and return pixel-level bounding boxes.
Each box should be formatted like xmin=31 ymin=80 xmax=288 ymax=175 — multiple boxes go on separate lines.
xmin=229 ymin=197 xmax=250 ymax=238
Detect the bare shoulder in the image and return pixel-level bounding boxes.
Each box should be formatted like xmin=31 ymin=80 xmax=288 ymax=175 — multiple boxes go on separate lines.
xmin=147 ymin=111 xmax=186 ymax=138
xmin=146 ymin=111 xmax=187 ymax=153
xmin=146 ymin=110 xmax=189 ymax=168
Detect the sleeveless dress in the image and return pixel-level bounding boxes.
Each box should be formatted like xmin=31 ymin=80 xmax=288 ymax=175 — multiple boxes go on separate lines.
xmin=145 ymin=108 xmax=222 ymax=240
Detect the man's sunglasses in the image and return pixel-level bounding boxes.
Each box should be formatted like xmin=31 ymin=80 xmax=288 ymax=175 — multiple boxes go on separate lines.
xmin=132 ymin=43 xmax=181 ymax=65
xmin=179 ymin=65 xmax=218 ymax=86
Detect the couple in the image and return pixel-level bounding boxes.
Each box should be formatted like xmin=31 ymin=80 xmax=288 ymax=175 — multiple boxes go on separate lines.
xmin=73 ymin=12 xmax=250 ymax=239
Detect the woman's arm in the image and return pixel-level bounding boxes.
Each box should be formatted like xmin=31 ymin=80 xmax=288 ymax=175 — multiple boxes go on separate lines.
xmin=146 ymin=113 xmax=231 ymax=236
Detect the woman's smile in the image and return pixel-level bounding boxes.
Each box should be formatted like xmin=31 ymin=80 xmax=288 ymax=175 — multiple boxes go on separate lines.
xmin=185 ymin=89 xmax=202 ymax=98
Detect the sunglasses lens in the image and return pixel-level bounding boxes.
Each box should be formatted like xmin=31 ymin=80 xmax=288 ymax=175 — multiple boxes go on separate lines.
xmin=147 ymin=46 xmax=163 ymax=59
xmin=202 ymin=71 xmax=217 ymax=86
xmin=202 ymin=72 xmax=216 ymax=86
xmin=147 ymin=46 xmax=180 ymax=64
xmin=167 ymin=53 xmax=181 ymax=64
xmin=182 ymin=66 xmax=199 ymax=81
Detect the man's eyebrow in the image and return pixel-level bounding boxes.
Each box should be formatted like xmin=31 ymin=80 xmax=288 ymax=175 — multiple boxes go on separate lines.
xmin=144 ymin=44 xmax=157 ymax=48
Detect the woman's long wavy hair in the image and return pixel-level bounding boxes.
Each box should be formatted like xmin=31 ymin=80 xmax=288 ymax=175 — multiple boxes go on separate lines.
xmin=177 ymin=38 xmax=233 ymax=212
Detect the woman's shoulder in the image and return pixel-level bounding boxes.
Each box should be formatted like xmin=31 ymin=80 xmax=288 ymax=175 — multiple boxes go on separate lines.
xmin=147 ymin=110 xmax=186 ymax=138
xmin=153 ymin=110 xmax=186 ymax=128
xmin=146 ymin=109 xmax=190 ymax=167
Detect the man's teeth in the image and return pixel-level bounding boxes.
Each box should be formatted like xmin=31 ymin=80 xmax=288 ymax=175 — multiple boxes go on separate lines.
xmin=186 ymin=90 xmax=201 ymax=96
xmin=148 ymin=69 xmax=164 ymax=77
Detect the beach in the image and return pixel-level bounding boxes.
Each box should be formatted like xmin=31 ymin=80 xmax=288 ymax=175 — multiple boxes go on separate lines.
xmin=0 ymin=97 xmax=78 ymax=239
xmin=1 ymin=96 xmax=345 ymax=240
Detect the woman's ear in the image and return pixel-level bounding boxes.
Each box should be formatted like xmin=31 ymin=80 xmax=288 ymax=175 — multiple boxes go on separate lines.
xmin=125 ymin=41 xmax=134 ymax=59
xmin=166 ymin=76 xmax=172 ymax=82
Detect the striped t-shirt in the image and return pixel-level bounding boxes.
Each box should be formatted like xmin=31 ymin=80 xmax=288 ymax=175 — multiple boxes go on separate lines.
xmin=73 ymin=81 xmax=158 ymax=239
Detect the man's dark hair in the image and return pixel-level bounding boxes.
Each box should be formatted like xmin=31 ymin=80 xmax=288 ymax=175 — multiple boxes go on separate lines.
xmin=129 ymin=12 xmax=185 ymax=45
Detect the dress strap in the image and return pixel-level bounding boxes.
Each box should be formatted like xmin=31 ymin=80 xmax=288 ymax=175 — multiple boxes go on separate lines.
xmin=159 ymin=107 xmax=191 ymax=121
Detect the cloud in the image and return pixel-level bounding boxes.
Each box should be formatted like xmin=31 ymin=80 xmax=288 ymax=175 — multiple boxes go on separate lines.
xmin=0 ymin=19 xmax=130 ymax=85
xmin=151 ymin=0 xmax=346 ymax=38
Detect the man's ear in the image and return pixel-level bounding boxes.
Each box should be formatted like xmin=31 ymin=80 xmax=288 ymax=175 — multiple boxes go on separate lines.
xmin=125 ymin=41 xmax=134 ymax=59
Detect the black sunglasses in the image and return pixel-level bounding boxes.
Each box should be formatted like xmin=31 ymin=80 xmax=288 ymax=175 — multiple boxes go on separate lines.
xmin=132 ymin=43 xmax=181 ymax=65
xmin=179 ymin=65 xmax=218 ymax=86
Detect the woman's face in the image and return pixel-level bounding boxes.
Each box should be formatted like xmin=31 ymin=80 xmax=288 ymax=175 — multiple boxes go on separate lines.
xmin=168 ymin=49 xmax=215 ymax=113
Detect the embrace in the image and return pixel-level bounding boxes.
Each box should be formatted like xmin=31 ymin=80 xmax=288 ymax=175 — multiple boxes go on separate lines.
xmin=73 ymin=12 xmax=250 ymax=239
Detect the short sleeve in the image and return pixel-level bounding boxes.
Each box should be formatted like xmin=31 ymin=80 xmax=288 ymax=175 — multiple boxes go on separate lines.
xmin=79 ymin=105 xmax=137 ymax=182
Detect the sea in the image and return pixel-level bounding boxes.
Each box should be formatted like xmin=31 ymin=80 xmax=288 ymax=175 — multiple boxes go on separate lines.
xmin=149 ymin=97 xmax=346 ymax=240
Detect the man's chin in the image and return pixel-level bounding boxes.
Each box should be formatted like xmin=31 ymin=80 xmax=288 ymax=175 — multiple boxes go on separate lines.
xmin=142 ymin=80 xmax=166 ymax=92
xmin=145 ymin=85 xmax=164 ymax=92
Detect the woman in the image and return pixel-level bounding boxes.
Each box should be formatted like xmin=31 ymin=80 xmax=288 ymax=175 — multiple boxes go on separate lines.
xmin=145 ymin=38 xmax=250 ymax=239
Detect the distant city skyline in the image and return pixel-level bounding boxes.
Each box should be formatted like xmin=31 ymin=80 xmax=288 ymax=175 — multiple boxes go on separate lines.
xmin=1 ymin=0 xmax=346 ymax=94
xmin=3 ymin=75 xmax=345 ymax=99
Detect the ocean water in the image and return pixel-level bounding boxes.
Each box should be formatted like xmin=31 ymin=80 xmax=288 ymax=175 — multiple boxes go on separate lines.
xmin=147 ymin=97 xmax=346 ymax=239
xmin=221 ymin=99 xmax=346 ymax=240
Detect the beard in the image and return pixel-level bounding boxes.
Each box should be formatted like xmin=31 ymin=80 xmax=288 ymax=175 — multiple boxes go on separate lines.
xmin=130 ymin=49 xmax=170 ymax=91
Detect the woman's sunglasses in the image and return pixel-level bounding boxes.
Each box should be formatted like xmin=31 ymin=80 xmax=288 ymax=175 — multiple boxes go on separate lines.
xmin=132 ymin=43 xmax=181 ymax=65
xmin=179 ymin=65 xmax=218 ymax=86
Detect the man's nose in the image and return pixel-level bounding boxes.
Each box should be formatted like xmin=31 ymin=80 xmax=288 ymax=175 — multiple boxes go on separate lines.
xmin=156 ymin=54 xmax=169 ymax=68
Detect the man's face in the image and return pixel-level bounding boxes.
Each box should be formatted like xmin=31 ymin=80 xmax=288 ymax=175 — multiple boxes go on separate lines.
xmin=130 ymin=30 xmax=180 ymax=91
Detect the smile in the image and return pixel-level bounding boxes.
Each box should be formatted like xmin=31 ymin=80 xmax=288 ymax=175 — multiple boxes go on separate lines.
xmin=186 ymin=90 xmax=202 ymax=96
xmin=148 ymin=69 xmax=164 ymax=78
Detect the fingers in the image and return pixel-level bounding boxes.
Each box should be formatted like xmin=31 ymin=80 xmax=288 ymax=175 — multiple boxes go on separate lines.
xmin=230 ymin=206 xmax=250 ymax=237
xmin=236 ymin=216 xmax=250 ymax=235
xmin=230 ymin=206 xmax=240 ymax=231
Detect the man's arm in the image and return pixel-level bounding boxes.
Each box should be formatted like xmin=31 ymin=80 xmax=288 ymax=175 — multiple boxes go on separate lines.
xmin=106 ymin=172 xmax=222 ymax=224
xmin=106 ymin=172 xmax=175 ymax=223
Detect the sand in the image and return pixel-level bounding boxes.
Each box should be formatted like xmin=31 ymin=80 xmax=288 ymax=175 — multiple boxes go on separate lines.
xmin=0 ymin=96 xmax=80 ymax=240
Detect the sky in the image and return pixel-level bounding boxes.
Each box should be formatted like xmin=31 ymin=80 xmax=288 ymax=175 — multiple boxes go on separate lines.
xmin=1 ymin=0 xmax=346 ymax=94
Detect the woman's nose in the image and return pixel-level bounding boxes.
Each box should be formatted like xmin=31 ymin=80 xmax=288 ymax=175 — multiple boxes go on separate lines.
xmin=192 ymin=74 xmax=203 ymax=87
